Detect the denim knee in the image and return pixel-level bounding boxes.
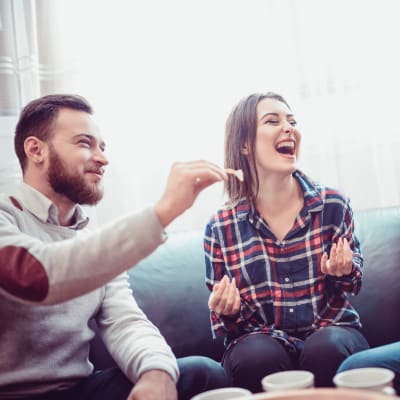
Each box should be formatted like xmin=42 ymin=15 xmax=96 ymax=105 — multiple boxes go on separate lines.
xmin=177 ymin=356 xmax=229 ymax=400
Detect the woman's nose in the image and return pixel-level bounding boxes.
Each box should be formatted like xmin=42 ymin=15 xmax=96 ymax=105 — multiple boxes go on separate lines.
xmin=283 ymin=120 xmax=294 ymax=133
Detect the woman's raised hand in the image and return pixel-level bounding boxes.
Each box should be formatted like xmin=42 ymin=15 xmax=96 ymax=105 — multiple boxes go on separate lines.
xmin=208 ymin=275 xmax=241 ymax=316
xmin=321 ymin=237 xmax=353 ymax=277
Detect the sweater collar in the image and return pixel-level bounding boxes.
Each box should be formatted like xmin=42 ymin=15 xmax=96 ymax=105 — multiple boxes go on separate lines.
xmin=12 ymin=182 xmax=89 ymax=230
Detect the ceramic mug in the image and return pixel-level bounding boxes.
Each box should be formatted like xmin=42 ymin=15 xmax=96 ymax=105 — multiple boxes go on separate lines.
xmin=333 ymin=367 xmax=395 ymax=395
xmin=262 ymin=370 xmax=315 ymax=392
xmin=190 ymin=387 xmax=252 ymax=400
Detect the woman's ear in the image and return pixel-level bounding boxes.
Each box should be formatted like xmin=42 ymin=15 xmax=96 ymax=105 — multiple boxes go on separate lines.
xmin=241 ymin=144 xmax=249 ymax=155
xmin=24 ymin=136 xmax=46 ymax=165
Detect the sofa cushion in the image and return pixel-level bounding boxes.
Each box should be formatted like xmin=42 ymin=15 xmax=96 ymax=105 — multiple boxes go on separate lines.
xmin=127 ymin=230 xmax=225 ymax=360
xmin=90 ymin=206 xmax=400 ymax=369
xmin=349 ymin=206 xmax=400 ymax=347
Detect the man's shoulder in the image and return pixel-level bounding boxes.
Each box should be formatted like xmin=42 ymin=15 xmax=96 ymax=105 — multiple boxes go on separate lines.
xmin=0 ymin=193 xmax=23 ymax=218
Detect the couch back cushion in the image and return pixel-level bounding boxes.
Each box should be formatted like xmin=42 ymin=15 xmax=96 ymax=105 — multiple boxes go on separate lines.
xmin=128 ymin=230 xmax=225 ymax=360
xmin=130 ymin=207 xmax=400 ymax=354
xmin=90 ymin=206 xmax=400 ymax=368
xmin=350 ymin=206 xmax=400 ymax=347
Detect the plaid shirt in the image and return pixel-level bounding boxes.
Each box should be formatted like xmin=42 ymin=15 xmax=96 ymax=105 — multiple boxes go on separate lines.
xmin=204 ymin=170 xmax=362 ymax=351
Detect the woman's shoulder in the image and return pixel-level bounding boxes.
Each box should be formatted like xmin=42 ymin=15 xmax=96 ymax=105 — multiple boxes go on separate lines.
xmin=207 ymin=199 xmax=250 ymax=226
xmin=295 ymin=170 xmax=350 ymax=205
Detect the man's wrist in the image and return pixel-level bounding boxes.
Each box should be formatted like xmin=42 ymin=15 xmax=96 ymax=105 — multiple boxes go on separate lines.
xmin=155 ymin=201 xmax=174 ymax=228
xmin=138 ymin=369 xmax=175 ymax=384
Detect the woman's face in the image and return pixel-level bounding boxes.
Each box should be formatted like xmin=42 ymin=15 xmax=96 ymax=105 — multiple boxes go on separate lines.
xmin=251 ymin=97 xmax=301 ymax=176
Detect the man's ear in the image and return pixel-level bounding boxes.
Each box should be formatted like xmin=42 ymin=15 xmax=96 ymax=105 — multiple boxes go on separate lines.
xmin=24 ymin=136 xmax=47 ymax=165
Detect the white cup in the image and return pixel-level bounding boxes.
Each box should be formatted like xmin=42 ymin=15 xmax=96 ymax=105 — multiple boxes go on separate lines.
xmin=333 ymin=367 xmax=395 ymax=394
xmin=190 ymin=387 xmax=252 ymax=400
xmin=262 ymin=370 xmax=315 ymax=392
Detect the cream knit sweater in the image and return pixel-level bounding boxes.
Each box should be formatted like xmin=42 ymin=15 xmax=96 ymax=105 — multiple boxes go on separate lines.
xmin=0 ymin=183 xmax=178 ymax=398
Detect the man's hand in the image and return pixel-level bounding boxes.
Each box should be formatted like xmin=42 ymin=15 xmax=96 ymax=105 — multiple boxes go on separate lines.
xmin=127 ymin=370 xmax=177 ymax=400
xmin=321 ymin=237 xmax=353 ymax=277
xmin=208 ymin=275 xmax=241 ymax=316
xmin=155 ymin=160 xmax=227 ymax=228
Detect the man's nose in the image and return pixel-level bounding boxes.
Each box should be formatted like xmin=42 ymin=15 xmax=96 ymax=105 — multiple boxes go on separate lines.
xmin=93 ymin=148 xmax=109 ymax=165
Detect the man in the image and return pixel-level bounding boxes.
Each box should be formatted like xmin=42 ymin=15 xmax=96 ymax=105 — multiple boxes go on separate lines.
xmin=0 ymin=94 xmax=229 ymax=400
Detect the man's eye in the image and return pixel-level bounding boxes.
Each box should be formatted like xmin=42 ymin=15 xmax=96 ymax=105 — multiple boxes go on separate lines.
xmin=79 ymin=140 xmax=91 ymax=147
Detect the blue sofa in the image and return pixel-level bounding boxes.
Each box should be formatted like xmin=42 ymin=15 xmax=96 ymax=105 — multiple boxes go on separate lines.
xmin=90 ymin=206 xmax=400 ymax=368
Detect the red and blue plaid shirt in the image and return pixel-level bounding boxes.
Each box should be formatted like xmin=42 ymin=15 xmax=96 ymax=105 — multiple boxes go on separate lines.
xmin=204 ymin=170 xmax=362 ymax=351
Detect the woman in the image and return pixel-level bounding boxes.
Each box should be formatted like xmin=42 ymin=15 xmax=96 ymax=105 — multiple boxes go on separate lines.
xmin=204 ymin=92 xmax=369 ymax=392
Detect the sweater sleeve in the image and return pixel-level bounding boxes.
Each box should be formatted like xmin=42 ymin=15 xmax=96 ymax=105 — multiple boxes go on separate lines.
xmin=96 ymin=273 xmax=179 ymax=384
xmin=0 ymin=206 xmax=166 ymax=305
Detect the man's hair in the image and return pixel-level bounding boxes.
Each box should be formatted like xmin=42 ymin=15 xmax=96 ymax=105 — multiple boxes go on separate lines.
xmin=14 ymin=94 xmax=93 ymax=173
xmin=225 ymin=92 xmax=291 ymax=204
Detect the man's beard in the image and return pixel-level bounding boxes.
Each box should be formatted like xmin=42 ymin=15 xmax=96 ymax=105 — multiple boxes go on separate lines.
xmin=47 ymin=146 xmax=104 ymax=206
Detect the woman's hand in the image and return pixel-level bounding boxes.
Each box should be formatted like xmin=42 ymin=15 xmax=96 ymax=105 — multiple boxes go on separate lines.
xmin=208 ymin=275 xmax=241 ymax=316
xmin=321 ymin=237 xmax=353 ymax=277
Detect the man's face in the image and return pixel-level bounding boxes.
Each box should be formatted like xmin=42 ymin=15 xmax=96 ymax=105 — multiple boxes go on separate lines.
xmin=46 ymin=108 xmax=108 ymax=205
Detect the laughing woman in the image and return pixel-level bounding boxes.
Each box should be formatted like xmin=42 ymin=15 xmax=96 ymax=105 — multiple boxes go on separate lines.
xmin=204 ymin=92 xmax=369 ymax=393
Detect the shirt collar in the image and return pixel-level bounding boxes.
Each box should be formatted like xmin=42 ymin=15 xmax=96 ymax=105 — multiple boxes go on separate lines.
xmin=294 ymin=170 xmax=324 ymax=213
xmin=13 ymin=182 xmax=89 ymax=230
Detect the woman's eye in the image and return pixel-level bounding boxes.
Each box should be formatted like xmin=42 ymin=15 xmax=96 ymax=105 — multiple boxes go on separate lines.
xmin=289 ymin=120 xmax=297 ymax=126
xmin=266 ymin=120 xmax=279 ymax=124
xmin=79 ymin=140 xmax=91 ymax=147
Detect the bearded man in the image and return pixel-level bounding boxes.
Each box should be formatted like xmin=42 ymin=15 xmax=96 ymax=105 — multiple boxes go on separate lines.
xmin=0 ymin=94 xmax=229 ymax=400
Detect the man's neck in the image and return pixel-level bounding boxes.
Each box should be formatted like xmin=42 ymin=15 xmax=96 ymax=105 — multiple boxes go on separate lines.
xmin=24 ymin=177 xmax=77 ymax=227
xmin=52 ymin=197 xmax=77 ymax=227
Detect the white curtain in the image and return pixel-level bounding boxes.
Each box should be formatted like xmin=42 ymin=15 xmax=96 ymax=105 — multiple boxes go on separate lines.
xmin=0 ymin=0 xmax=38 ymax=193
xmin=1 ymin=0 xmax=400 ymax=232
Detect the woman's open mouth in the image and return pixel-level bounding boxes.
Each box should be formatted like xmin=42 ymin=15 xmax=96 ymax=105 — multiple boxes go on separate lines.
xmin=276 ymin=140 xmax=296 ymax=156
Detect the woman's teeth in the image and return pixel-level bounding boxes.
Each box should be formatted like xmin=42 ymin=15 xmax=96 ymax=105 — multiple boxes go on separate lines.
xmin=276 ymin=142 xmax=295 ymax=155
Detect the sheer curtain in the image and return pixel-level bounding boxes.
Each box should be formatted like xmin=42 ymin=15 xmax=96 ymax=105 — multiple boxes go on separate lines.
xmin=1 ymin=0 xmax=400 ymax=232
xmin=0 ymin=0 xmax=80 ymax=193
xmin=0 ymin=0 xmax=37 ymax=192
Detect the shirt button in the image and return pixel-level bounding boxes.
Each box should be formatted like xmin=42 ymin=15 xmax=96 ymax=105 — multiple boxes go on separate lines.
xmin=284 ymin=277 xmax=290 ymax=282
xmin=289 ymin=308 xmax=294 ymax=313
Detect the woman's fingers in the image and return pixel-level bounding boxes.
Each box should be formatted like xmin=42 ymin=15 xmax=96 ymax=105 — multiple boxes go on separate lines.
xmin=208 ymin=275 xmax=240 ymax=316
xmin=321 ymin=237 xmax=353 ymax=277
xmin=329 ymin=242 xmax=338 ymax=275
xmin=341 ymin=238 xmax=353 ymax=275
xmin=208 ymin=275 xmax=228 ymax=310
xmin=320 ymin=251 xmax=328 ymax=274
